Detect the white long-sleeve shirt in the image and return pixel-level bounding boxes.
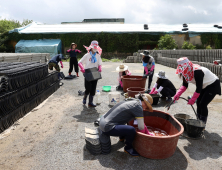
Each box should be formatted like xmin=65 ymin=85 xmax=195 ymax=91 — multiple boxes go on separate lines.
xmin=78 ymin=53 xmax=102 ymax=69
xmin=153 ymin=83 xmax=164 ymax=93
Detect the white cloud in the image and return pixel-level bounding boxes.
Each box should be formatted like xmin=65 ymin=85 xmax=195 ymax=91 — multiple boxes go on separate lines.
xmin=185 ymin=5 xmax=198 ymax=13
xmin=0 ymin=0 xmax=221 ymax=24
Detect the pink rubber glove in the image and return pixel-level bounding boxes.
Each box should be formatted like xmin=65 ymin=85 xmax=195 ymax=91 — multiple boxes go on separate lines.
xmin=59 ymin=61 xmax=63 ymax=68
xmin=75 ymin=49 xmax=81 ymax=53
xmin=119 ymin=80 xmax=123 ymax=87
xmin=187 ymin=92 xmax=200 ymax=105
xmin=98 ymin=65 xmax=102 ymax=72
xmin=67 ymin=49 xmax=71 ymax=53
xmin=144 ymin=67 xmax=149 ymax=75
xmin=150 ymin=65 xmax=155 ymax=72
xmin=125 ymin=70 xmax=131 ymax=76
xmin=138 ymin=124 xmax=154 ymax=136
xmin=78 ymin=62 xmax=85 ymax=73
xmin=149 ymin=87 xmax=156 ymax=94
xmin=174 ymin=86 xmax=187 ymax=101
xmin=152 ymin=91 xmax=158 ymax=94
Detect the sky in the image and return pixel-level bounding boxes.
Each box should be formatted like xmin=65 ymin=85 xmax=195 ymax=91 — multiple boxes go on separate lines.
xmin=0 ymin=0 xmax=222 ymax=25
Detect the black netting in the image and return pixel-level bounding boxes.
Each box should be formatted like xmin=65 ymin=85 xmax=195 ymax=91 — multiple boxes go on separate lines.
xmin=0 ymin=62 xmax=60 ymax=133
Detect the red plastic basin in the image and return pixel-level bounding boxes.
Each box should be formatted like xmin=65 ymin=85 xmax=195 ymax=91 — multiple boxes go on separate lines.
xmin=128 ymin=110 xmax=184 ymax=159
xmin=127 ymin=87 xmax=146 ymax=98
xmin=122 ymin=75 xmax=147 ymax=93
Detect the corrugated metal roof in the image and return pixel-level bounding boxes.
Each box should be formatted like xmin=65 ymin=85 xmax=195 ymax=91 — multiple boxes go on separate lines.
xmin=9 ymin=22 xmax=222 ymax=34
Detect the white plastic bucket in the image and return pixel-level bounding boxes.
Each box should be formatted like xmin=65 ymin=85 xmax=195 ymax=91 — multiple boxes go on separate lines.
xmin=108 ymin=92 xmax=120 ymax=106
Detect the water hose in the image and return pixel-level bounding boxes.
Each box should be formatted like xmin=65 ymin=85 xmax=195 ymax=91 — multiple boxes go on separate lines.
xmin=166 ymin=97 xmax=198 ymax=120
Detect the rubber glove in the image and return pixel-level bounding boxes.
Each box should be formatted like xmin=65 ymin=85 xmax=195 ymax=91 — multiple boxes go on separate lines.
xmin=60 ymin=61 xmax=63 ymax=68
xmin=149 ymin=87 xmax=156 ymax=94
xmin=75 ymin=49 xmax=81 ymax=53
xmin=125 ymin=70 xmax=131 ymax=76
xmin=119 ymin=80 xmax=123 ymax=87
xmin=152 ymin=91 xmax=158 ymax=94
xmin=142 ymin=75 xmax=147 ymax=78
xmin=78 ymin=62 xmax=85 ymax=73
xmin=187 ymin=92 xmax=200 ymax=105
xmin=144 ymin=67 xmax=149 ymax=75
xmin=173 ymin=86 xmax=187 ymax=101
xmin=98 ymin=65 xmax=102 ymax=72
xmin=150 ymin=65 xmax=155 ymax=72
xmin=147 ymin=71 xmax=153 ymax=76
xmin=138 ymin=124 xmax=154 ymax=136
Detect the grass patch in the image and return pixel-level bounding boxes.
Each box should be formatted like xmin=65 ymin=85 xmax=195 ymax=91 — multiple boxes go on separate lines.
xmin=102 ymin=58 xmax=110 ymax=62
xmin=110 ymin=58 xmax=123 ymax=62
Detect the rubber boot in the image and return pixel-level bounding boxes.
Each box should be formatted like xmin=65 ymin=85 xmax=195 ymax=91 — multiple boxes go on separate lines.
xmin=83 ymin=94 xmax=88 ymax=105
xmin=88 ymin=95 xmax=96 ymax=107
xmin=69 ymin=72 xmax=71 ymax=76
xmin=76 ymin=72 xmax=79 ymax=77
xmin=199 ymin=115 xmax=208 ymax=124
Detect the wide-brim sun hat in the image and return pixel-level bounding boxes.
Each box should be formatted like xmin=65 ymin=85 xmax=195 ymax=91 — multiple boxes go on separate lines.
xmin=140 ymin=50 xmax=150 ymax=56
xmin=71 ymin=42 xmax=77 ymax=47
xmin=155 ymin=70 xmax=168 ymax=79
xmin=116 ymin=64 xmax=128 ymax=72
xmin=141 ymin=94 xmax=153 ymax=112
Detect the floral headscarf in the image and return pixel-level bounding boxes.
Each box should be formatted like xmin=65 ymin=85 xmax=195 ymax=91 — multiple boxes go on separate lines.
xmin=83 ymin=40 xmax=102 ymax=55
xmin=175 ymin=57 xmax=201 ymax=82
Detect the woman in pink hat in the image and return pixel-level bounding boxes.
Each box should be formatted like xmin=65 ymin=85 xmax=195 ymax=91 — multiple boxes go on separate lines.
xmin=78 ymin=40 xmax=102 ymax=107
xmin=174 ymin=57 xmax=221 ymax=124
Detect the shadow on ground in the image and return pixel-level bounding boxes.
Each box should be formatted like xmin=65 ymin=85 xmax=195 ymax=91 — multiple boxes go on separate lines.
xmin=83 ymin=142 xmax=188 ymax=170
xmin=182 ymin=130 xmax=222 ymax=160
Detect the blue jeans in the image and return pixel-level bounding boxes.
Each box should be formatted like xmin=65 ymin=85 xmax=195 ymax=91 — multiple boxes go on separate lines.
xmin=103 ymin=125 xmax=136 ymax=148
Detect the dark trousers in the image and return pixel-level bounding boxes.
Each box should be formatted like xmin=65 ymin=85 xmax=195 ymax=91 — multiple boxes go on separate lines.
xmin=160 ymin=87 xmax=176 ymax=98
xmin=196 ymin=80 xmax=221 ymax=117
xmin=103 ymin=125 xmax=136 ymax=148
xmin=84 ymin=79 xmax=98 ymax=96
xmin=69 ymin=57 xmax=79 ymax=73
xmin=144 ymin=69 xmax=154 ymax=89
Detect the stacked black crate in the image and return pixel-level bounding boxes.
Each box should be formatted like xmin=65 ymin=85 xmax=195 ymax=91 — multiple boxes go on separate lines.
xmin=0 ymin=62 xmax=60 ymax=133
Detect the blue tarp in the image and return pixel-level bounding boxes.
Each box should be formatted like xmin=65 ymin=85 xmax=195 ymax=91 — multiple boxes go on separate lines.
xmin=15 ymin=39 xmax=62 ymax=57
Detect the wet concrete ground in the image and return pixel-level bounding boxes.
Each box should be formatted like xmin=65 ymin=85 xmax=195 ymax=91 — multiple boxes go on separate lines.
xmin=0 ymin=62 xmax=222 ymax=170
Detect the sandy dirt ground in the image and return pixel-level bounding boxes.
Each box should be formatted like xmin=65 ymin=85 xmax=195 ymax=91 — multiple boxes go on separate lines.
xmin=0 ymin=62 xmax=222 ymax=170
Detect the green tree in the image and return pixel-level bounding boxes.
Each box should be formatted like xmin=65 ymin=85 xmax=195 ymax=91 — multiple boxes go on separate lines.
xmin=157 ymin=34 xmax=177 ymax=50
xmin=0 ymin=19 xmax=21 ymax=34
xmin=0 ymin=35 xmax=8 ymax=51
xmin=182 ymin=41 xmax=196 ymax=49
xmin=0 ymin=19 xmax=33 ymax=34
xmin=206 ymin=45 xmax=212 ymax=49
xmin=21 ymin=19 xmax=33 ymax=26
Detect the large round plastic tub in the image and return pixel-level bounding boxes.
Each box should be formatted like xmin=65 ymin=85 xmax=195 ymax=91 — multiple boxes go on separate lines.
xmin=122 ymin=75 xmax=147 ymax=92
xmin=127 ymin=87 xmax=145 ymax=98
xmin=128 ymin=110 xmax=184 ymax=159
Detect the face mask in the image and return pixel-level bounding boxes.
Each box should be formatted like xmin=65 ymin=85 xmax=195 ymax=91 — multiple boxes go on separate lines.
xmin=92 ymin=49 xmax=97 ymax=52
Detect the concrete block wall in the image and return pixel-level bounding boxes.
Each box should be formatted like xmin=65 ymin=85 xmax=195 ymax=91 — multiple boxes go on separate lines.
xmin=0 ymin=53 xmax=50 ymax=63
xmin=157 ymin=56 xmax=222 ymax=81
xmin=123 ymin=49 xmax=222 ymax=81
